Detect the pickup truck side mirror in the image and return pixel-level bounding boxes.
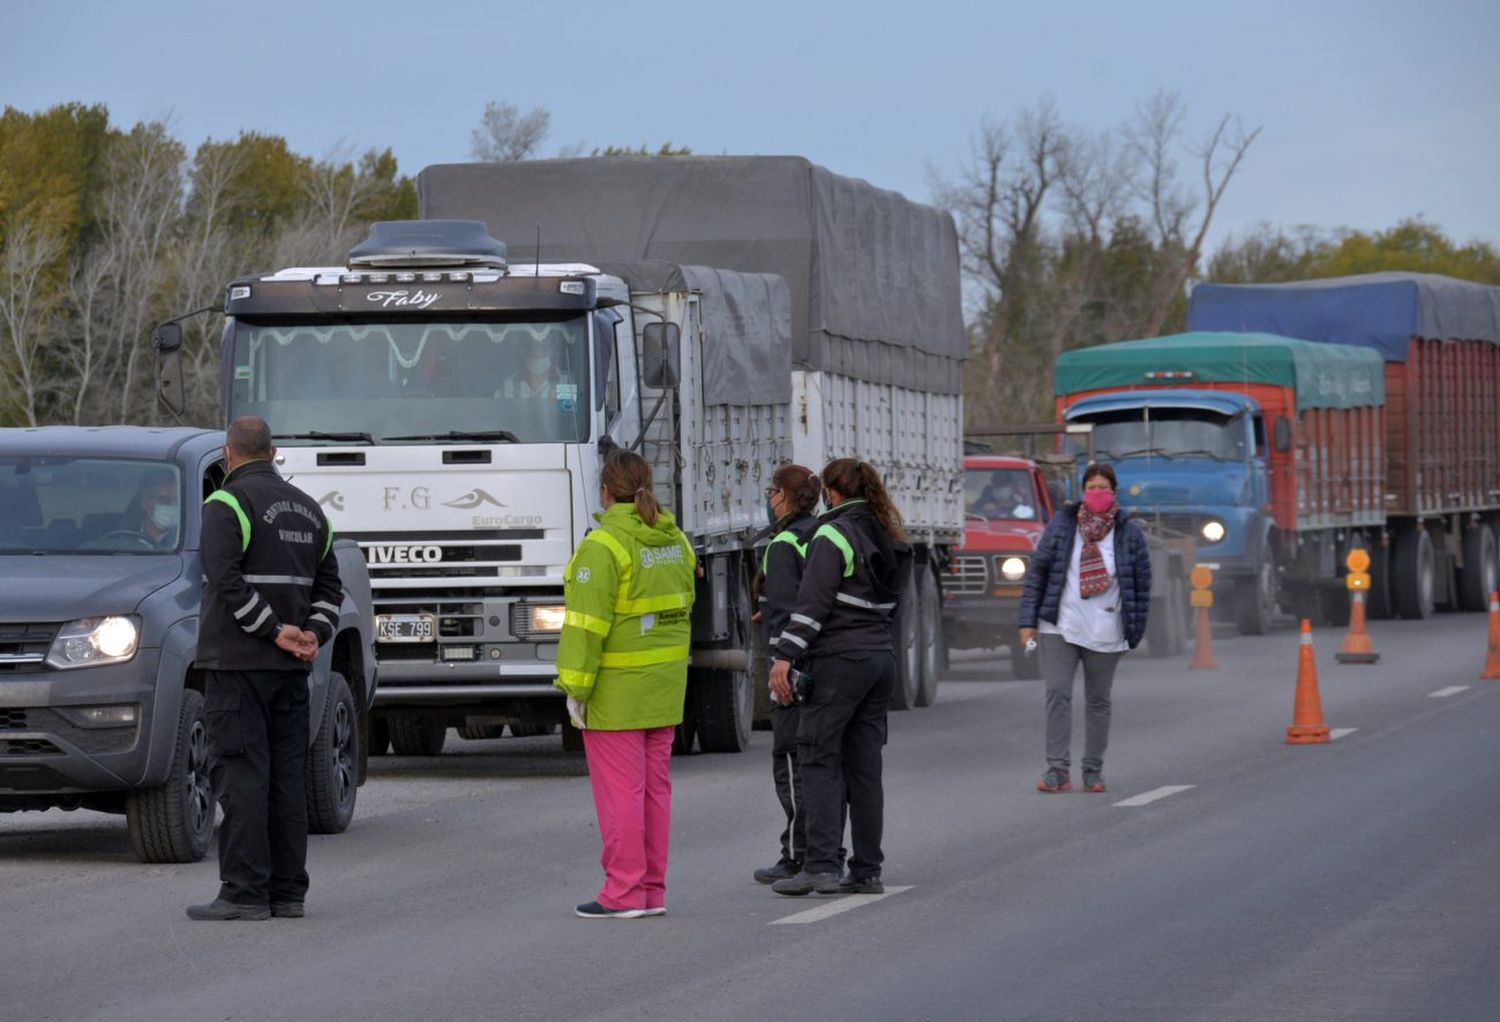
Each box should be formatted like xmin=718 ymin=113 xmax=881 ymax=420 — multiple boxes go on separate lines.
xmin=642 ymin=322 xmax=680 ymax=389
xmin=1273 ymin=416 xmax=1292 ymax=453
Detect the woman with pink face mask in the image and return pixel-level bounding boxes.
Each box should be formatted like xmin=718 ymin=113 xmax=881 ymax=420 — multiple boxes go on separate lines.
xmin=1018 ymin=463 xmax=1152 ymax=794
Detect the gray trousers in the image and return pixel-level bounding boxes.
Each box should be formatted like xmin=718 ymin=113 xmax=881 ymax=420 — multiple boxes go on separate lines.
xmin=1039 ymin=634 xmax=1122 ymax=772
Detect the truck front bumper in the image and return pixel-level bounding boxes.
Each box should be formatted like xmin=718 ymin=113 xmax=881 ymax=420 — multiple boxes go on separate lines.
xmin=943 ymin=592 xmax=1023 ymax=647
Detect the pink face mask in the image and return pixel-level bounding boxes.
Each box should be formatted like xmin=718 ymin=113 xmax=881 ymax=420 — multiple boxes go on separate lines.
xmin=1083 ymin=489 xmax=1115 ymax=514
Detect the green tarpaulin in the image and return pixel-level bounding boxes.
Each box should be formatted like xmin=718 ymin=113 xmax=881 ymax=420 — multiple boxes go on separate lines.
xmin=1054 ymin=332 xmax=1385 ymax=410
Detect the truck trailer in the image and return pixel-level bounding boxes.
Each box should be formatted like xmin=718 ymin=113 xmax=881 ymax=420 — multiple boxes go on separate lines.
xmin=194 ymin=157 xmax=965 ymax=753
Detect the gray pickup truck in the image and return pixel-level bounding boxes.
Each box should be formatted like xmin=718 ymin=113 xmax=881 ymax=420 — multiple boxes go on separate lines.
xmin=0 ymin=426 xmax=377 ymax=862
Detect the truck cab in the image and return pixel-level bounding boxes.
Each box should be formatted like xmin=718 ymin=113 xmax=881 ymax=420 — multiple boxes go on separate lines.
xmin=944 ymin=455 xmax=1052 ymax=677
xmin=0 ymin=427 xmax=377 ymax=862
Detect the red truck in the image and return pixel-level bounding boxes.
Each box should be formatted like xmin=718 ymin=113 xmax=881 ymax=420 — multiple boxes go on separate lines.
xmin=943 ymin=454 xmax=1053 ymax=678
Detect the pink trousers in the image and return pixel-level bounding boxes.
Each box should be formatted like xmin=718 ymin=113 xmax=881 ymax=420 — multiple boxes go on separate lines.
xmin=582 ymin=726 xmax=674 ymax=911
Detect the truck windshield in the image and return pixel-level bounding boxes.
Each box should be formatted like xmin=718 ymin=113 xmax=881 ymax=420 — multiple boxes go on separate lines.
xmin=965 ymin=468 xmax=1039 ymax=521
xmin=228 ymin=317 xmax=591 ymax=444
xmin=1071 ymin=409 xmax=1245 ymax=462
xmin=0 ymin=458 xmax=183 ymax=554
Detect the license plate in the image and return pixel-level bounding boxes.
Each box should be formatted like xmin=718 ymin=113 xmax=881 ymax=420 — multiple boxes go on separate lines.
xmin=376 ymin=613 xmax=436 ymax=643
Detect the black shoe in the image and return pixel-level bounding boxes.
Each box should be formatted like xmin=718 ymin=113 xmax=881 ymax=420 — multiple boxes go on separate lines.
xmin=270 ymin=901 xmax=305 ymax=918
xmin=185 ymin=898 xmax=270 ymax=921
xmin=574 ymin=900 xmax=645 ymax=919
xmin=839 ymin=874 xmax=885 ymax=895
xmin=753 ymin=860 xmax=801 ymax=885
xmin=771 ymin=871 xmax=843 ymax=897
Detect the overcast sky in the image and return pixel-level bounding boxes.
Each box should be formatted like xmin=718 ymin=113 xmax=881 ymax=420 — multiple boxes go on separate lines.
xmin=4 ymin=0 xmax=1497 ymax=255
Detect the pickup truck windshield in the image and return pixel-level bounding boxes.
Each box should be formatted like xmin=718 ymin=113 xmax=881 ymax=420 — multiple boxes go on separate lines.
xmin=229 ymin=317 xmax=591 ymax=444
xmin=1070 ymin=409 xmax=1245 ymax=462
xmin=965 ymin=468 xmax=1039 ymax=521
xmin=0 ymin=458 xmax=182 ymax=554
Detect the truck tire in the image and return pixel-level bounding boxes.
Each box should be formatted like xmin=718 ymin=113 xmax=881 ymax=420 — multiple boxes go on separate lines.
xmin=1458 ymin=524 xmax=1498 ymax=612
xmin=1234 ymin=561 xmax=1278 ymax=636
xmin=306 ymin=672 xmax=358 ymax=835
xmin=1393 ymin=528 xmax=1436 ymax=620
xmin=1009 ymin=635 xmax=1041 ymax=681
xmin=1364 ymin=538 xmax=1394 ymax=620
xmin=126 ymin=689 xmax=214 ymax=864
xmin=389 ymin=716 xmax=447 ymax=756
xmin=458 ymin=725 xmax=505 ymax=740
xmin=671 ymin=714 xmax=697 ymax=755
xmin=510 ymin=721 xmax=556 ymax=738
xmin=914 ymin=563 xmax=942 ymax=707
xmin=1317 ymin=584 xmax=1351 ymax=628
xmin=694 ymin=667 xmax=753 ymax=753
xmin=890 ymin=564 xmax=921 ymax=711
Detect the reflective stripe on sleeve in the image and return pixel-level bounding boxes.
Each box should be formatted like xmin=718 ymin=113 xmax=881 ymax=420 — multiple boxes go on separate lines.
xmin=308 ymin=612 xmax=333 ymax=629
xmin=564 ymin=610 xmax=612 ymax=636
xmin=835 ymin=592 xmax=897 ymax=611
xmin=780 ymin=632 xmax=809 ymax=650
xmin=813 ymin=524 xmax=855 ymax=577
xmin=557 ymin=666 xmax=597 ymax=689
xmin=598 ymin=645 xmax=691 ymax=669
xmin=789 ymin=613 xmax=823 ymax=631
xmin=243 ymin=605 xmax=274 ymax=634
xmin=233 ymin=594 xmax=261 ymax=620
xmin=243 ymin=574 xmax=315 ymax=586
xmin=312 ymin=600 xmax=339 ymax=615
xmin=205 ymin=490 xmax=251 ymax=552
xmin=585 ymin=529 xmax=632 ymax=571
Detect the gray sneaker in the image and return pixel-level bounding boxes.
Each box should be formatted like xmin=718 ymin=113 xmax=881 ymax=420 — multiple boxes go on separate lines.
xmin=771 ymin=871 xmax=843 ymax=897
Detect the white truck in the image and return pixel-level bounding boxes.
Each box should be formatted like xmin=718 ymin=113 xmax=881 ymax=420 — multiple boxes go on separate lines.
xmin=207 ymin=157 xmax=965 ymax=753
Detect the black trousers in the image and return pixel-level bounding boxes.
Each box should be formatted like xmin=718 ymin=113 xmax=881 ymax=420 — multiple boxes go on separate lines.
xmin=769 ymin=703 xmax=808 ymax=866
xmin=796 ymin=650 xmax=894 ymax=879
xmin=205 ymin=669 xmax=310 ymax=905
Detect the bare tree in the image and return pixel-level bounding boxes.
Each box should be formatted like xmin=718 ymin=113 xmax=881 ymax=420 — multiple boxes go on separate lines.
xmin=471 ymin=101 xmax=551 ymax=162
xmin=0 ymin=219 xmax=65 ymax=426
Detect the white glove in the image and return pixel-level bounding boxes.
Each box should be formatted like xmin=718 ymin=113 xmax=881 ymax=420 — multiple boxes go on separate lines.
xmin=566 ymin=696 xmax=588 ymax=730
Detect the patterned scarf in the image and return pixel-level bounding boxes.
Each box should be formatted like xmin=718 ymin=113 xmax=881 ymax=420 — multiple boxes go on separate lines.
xmin=1076 ymin=502 xmax=1117 ymax=599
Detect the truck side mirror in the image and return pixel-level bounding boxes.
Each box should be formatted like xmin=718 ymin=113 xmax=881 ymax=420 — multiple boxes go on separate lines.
xmin=642 ymin=322 xmax=680 ymax=389
xmin=1273 ymin=416 xmax=1292 ymax=453
xmin=152 ymin=322 xmax=184 ymax=354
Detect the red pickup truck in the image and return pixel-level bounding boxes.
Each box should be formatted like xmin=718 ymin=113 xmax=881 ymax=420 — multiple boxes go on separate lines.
xmin=943 ymin=455 xmax=1054 ymax=678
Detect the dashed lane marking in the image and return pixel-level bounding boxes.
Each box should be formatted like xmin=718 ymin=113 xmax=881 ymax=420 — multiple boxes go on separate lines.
xmin=1112 ymin=785 xmax=1195 ymax=807
xmin=1330 ymin=727 xmax=1359 ymax=740
xmin=1428 ymin=686 xmax=1470 ymax=699
xmin=769 ymin=886 xmax=914 ymax=925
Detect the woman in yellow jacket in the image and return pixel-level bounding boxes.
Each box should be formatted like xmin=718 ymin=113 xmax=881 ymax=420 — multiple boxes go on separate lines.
xmin=555 ymin=451 xmax=696 ymax=919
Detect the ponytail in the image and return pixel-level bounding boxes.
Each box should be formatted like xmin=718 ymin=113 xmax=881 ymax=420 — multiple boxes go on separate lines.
xmin=772 ymin=463 xmax=822 ymax=517
xmin=601 ymin=450 xmax=661 ymax=526
xmin=821 ymin=457 xmax=907 ymax=541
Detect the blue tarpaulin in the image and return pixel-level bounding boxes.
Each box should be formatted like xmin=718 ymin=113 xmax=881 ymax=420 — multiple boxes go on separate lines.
xmin=1187 ymin=272 xmax=1500 ymax=362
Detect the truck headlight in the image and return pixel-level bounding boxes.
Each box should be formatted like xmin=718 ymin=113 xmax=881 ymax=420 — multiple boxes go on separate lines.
xmin=999 ymin=556 xmax=1028 ymax=581
xmin=46 ymin=616 xmax=141 ymax=669
xmin=1200 ymin=520 xmax=1227 ymax=544
xmin=528 ymin=605 xmax=567 ymax=633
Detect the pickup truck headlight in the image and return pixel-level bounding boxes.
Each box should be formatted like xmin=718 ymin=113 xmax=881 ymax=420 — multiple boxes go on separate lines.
xmin=528 ymin=605 xmax=567 ymax=633
xmin=46 ymin=616 xmax=141 ymax=669
xmin=998 ymin=556 xmax=1028 ymax=581
xmin=1200 ymin=520 xmax=1227 ymax=544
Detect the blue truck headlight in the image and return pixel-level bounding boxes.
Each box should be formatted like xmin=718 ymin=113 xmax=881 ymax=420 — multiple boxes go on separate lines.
xmin=45 ymin=616 xmax=141 ymax=669
xmin=1200 ymin=520 xmax=1227 ymax=544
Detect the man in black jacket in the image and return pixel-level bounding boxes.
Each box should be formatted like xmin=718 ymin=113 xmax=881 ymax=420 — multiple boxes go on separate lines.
xmin=187 ymin=417 xmax=343 ymax=922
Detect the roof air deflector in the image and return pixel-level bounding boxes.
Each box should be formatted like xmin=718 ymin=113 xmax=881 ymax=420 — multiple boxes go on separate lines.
xmin=348 ymin=220 xmax=507 ymax=269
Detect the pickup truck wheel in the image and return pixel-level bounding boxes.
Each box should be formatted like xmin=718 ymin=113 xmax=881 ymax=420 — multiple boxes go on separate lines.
xmin=389 ymin=716 xmax=447 ymax=756
xmin=458 ymin=724 xmax=505 ymax=740
xmin=509 ymin=721 xmax=556 ymax=738
xmin=126 ymin=689 xmax=214 ymax=864
xmin=890 ymin=563 xmax=921 ymax=710
xmin=1393 ymin=528 xmax=1436 ymax=620
xmin=306 ymin=672 xmax=357 ymax=834
xmin=1458 ymin=524 xmax=1498 ymax=612
xmin=914 ymin=563 xmax=942 ymax=707
xmin=1008 ymin=635 xmax=1041 ymax=680
xmin=1234 ymin=562 xmax=1278 ymax=636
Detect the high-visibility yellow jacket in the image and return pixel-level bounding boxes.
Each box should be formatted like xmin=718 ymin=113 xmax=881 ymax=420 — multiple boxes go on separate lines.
xmin=553 ymin=503 xmax=697 ymax=730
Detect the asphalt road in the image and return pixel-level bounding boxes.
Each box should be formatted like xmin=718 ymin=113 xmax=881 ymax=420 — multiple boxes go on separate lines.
xmin=2 ymin=612 xmax=1497 ymax=1022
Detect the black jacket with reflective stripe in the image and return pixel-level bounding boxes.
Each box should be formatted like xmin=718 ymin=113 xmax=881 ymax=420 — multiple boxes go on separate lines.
xmin=774 ymin=501 xmax=911 ymax=661
xmin=198 ymin=460 xmax=343 ymax=671
xmin=757 ymin=513 xmax=819 ymax=658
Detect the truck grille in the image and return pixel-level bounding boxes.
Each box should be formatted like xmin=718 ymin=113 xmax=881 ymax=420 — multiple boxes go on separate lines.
xmin=947 ymin=556 xmax=989 ymax=596
xmin=1 ymin=738 xmax=62 ymax=757
xmin=1135 ymin=513 xmax=1203 ymax=543
xmin=0 ymin=623 xmax=57 ymax=675
xmin=0 ymin=708 xmax=138 ymax=755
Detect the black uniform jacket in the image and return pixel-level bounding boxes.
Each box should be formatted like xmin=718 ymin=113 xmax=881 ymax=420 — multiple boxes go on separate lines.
xmin=758 ymin=513 xmax=819 ymax=658
xmin=198 ymin=460 xmax=343 ymax=671
xmin=773 ymin=500 xmax=912 ymax=661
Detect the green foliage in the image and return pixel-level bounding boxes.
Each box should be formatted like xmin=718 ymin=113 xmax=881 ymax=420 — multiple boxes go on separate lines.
xmin=188 ymin=132 xmax=312 ymax=238
xmin=1209 ymin=218 xmax=1500 ymax=285
xmin=0 ymin=102 xmax=112 ymax=252
xmin=589 ymin=142 xmax=693 ymax=157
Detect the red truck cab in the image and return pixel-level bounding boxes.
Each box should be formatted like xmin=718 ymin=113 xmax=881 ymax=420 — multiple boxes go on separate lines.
xmin=944 ymin=455 xmax=1053 ymax=677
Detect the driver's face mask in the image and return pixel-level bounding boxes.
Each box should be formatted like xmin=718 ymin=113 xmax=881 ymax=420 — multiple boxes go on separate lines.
xmin=151 ymin=504 xmax=180 ymax=531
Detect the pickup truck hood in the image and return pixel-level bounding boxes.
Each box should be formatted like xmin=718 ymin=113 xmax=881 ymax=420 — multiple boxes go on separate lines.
xmin=0 ymin=555 xmax=184 ymax=622
xmin=1116 ymin=459 xmax=1247 ymax=509
xmin=958 ymin=519 xmax=1043 ymax=553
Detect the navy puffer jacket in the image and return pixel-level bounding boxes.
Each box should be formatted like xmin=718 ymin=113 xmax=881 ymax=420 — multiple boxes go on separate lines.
xmin=1018 ymin=503 xmax=1152 ymax=649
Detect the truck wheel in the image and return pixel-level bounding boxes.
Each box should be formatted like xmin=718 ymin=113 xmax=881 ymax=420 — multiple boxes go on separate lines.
xmin=1363 ymin=539 xmax=1394 ymax=620
xmin=694 ymin=667 xmax=753 ymax=753
xmin=1234 ymin=562 xmax=1278 ymax=636
xmin=1393 ymin=528 xmax=1436 ymax=620
xmin=1009 ymin=635 xmax=1041 ymax=680
xmin=368 ymin=715 xmax=390 ymax=757
xmin=389 ymin=716 xmax=447 ymax=756
xmin=306 ymin=672 xmax=358 ymax=835
xmin=672 ymin=713 xmax=697 ymax=756
xmin=890 ymin=563 xmax=921 ymax=711
xmin=1317 ymin=585 xmax=1351 ymax=628
xmin=1458 ymin=524 xmax=1498 ymax=612
xmin=914 ymin=563 xmax=942 ymax=707
xmin=510 ymin=721 xmax=556 ymax=738
xmin=458 ymin=725 xmax=505 ymax=740
xmin=126 ymin=689 xmax=214 ymax=864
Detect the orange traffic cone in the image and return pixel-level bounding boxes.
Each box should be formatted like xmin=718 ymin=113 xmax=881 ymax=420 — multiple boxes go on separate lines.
xmin=1335 ymin=591 xmax=1379 ymax=664
xmin=1286 ymin=619 xmax=1331 ymax=744
xmin=1189 ymin=602 xmax=1217 ymax=670
xmin=1482 ymin=592 xmax=1500 ymax=681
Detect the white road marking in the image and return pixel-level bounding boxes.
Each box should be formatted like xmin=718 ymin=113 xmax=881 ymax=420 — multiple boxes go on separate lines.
xmin=1329 ymin=727 xmax=1359 ymax=740
xmin=1112 ymin=785 xmax=1195 ymax=807
xmin=1428 ymin=685 xmax=1470 ymax=699
xmin=769 ymin=886 xmax=914 ymax=925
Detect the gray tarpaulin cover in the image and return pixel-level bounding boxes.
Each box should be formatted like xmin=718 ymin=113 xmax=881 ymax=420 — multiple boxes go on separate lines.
xmin=417 ymin=157 xmax=966 ymax=393
xmin=1188 ymin=272 xmax=1500 ymax=362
